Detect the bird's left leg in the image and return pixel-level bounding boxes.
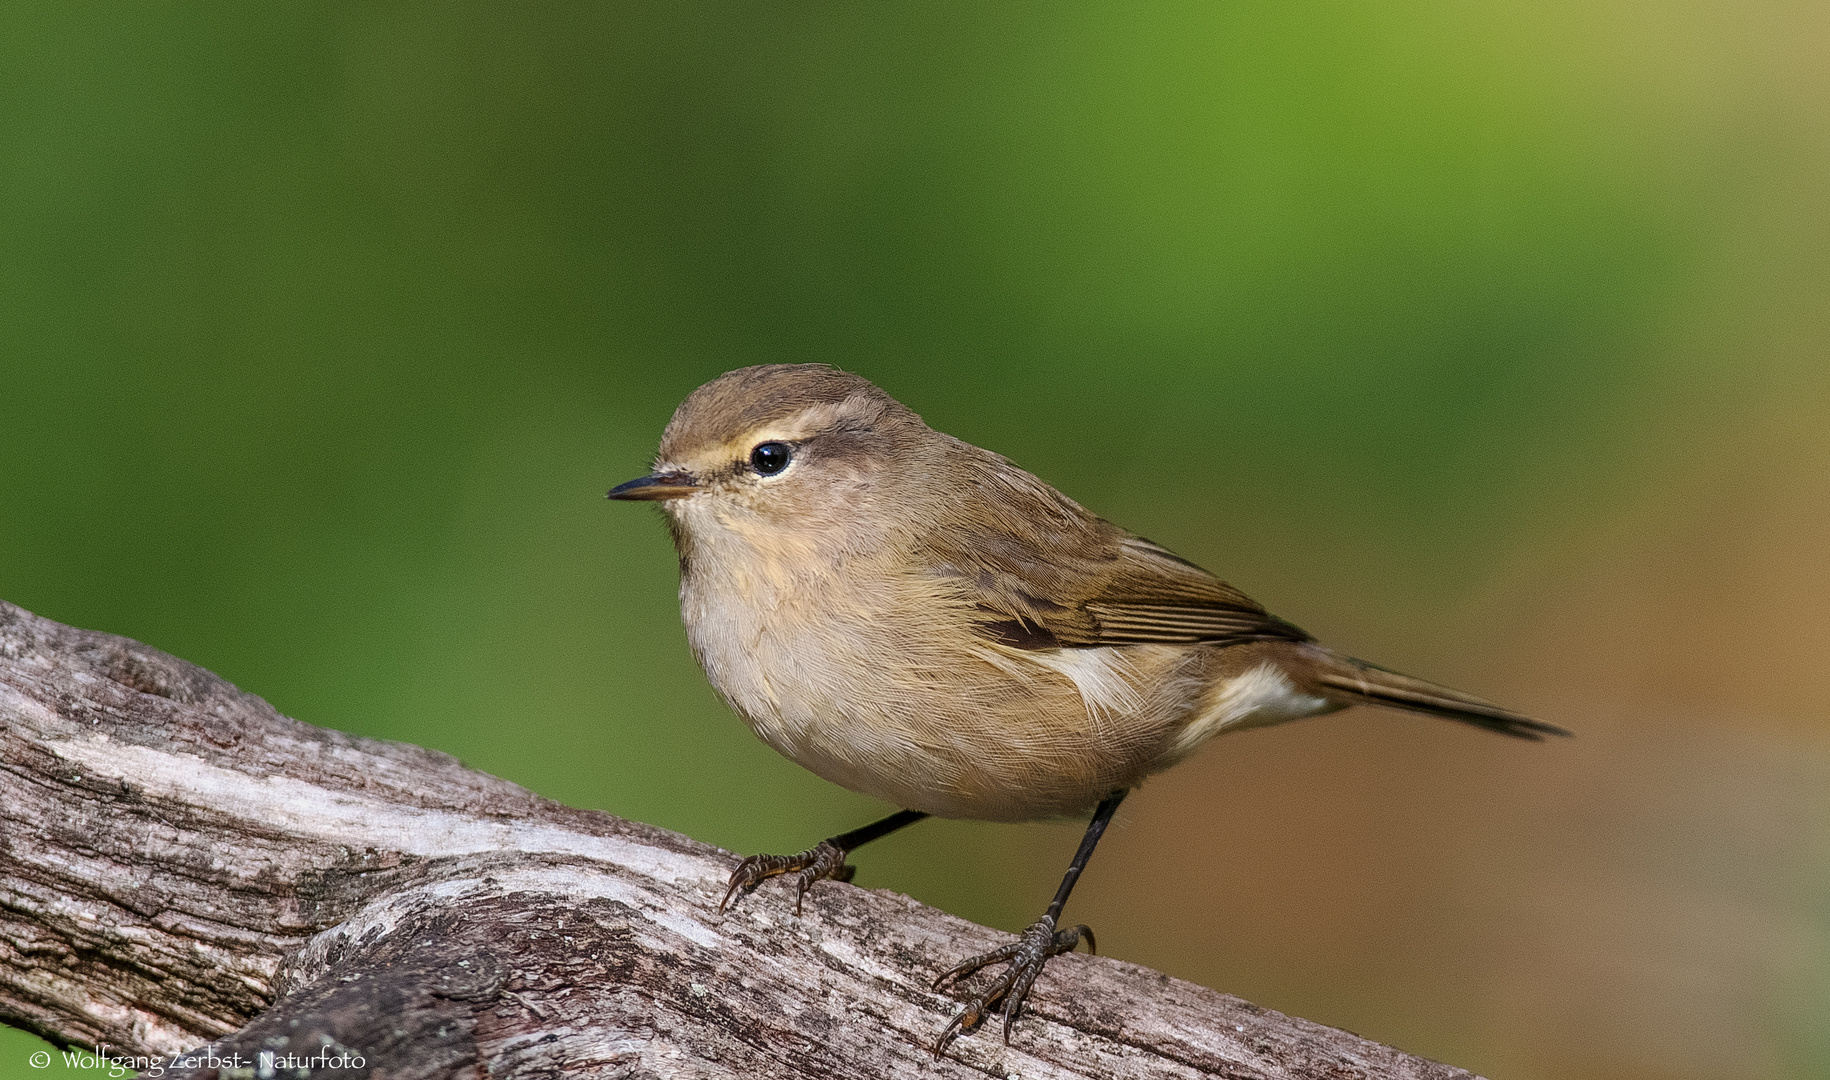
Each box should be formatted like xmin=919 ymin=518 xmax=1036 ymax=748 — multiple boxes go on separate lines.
xmin=931 ymin=789 xmax=1127 ymax=1058
xmin=720 ymin=808 xmax=929 ymax=915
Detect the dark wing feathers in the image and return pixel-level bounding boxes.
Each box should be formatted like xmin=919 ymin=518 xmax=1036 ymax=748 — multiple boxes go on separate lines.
xmin=919 ymin=449 xmax=1309 ymax=650
xmin=1085 ymin=601 xmax=1310 ymax=645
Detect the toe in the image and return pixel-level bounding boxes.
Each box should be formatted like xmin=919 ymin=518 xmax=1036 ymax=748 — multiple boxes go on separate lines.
xmin=932 ymin=943 xmax=1020 ymax=989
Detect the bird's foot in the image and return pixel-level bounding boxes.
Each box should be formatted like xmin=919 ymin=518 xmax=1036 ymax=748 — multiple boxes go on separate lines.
xmin=718 ymin=839 xmax=855 ymax=915
xmin=931 ymin=915 xmax=1094 ymax=1058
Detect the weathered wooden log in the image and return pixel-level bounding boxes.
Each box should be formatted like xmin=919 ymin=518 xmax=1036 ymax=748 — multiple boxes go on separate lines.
xmin=0 ymin=600 xmax=1479 ymax=1079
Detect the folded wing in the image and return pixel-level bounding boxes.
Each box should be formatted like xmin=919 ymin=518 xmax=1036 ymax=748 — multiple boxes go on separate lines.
xmin=917 ymin=448 xmax=1309 ymax=650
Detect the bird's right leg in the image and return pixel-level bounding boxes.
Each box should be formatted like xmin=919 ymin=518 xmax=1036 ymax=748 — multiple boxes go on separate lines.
xmin=720 ymin=808 xmax=929 ymax=915
xmin=931 ymin=790 xmax=1127 ymax=1057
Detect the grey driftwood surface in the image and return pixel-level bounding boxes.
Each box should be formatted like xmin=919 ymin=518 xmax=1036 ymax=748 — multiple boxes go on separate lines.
xmin=0 ymin=600 xmax=1481 ymax=1080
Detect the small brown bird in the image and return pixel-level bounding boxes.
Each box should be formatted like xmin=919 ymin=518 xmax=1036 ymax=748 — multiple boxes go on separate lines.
xmin=609 ymin=363 xmax=1564 ymax=1056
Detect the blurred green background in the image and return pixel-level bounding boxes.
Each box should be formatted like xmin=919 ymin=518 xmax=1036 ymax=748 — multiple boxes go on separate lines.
xmin=4 ymin=2 xmax=1828 ymax=1078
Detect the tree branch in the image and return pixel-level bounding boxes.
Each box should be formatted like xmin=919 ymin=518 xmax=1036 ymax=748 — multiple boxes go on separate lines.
xmin=0 ymin=600 xmax=1478 ymax=1079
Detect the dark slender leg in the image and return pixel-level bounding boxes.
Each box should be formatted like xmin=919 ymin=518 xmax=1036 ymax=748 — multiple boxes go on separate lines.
xmin=720 ymin=808 xmax=929 ymax=915
xmin=932 ymin=790 xmax=1128 ymax=1058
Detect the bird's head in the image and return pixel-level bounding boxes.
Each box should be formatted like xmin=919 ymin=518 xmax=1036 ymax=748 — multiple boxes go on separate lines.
xmin=608 ymin=364 xmax=935 ymax=564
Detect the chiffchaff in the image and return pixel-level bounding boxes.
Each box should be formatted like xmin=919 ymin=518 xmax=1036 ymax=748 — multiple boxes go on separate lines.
xmin=610 ymin=363 xmax=1564 ymax=1055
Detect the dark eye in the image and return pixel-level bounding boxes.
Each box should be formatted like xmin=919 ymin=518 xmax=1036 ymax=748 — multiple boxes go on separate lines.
xmin=749 ymin=441 xmax=791 ymax=475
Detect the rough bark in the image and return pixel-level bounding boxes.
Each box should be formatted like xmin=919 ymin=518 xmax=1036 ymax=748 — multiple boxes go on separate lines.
xmin=0 ymin=600 xmax=1479 ymax=1079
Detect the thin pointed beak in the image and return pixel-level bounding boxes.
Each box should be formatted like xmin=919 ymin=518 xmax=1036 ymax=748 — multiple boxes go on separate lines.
xmin=606 ymin=470 xmax=700 ymax=501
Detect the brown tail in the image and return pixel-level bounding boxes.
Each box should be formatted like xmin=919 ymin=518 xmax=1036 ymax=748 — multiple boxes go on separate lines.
xmin=1308 ymin=654 xmax=1570 ymax=741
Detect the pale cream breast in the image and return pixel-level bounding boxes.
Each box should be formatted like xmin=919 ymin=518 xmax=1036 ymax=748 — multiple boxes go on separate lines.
xmin=674 ymin=505 xmax=1204 ymax=819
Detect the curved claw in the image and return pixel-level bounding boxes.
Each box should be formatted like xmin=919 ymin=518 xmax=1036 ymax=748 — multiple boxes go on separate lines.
xmin=718 ymin=839 xmax=851 ymax=914
xmin=934 ymin=1000 xmax=982 ymax=1060
xmin=931 ymin=917 xmax=1095 ymax=1060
